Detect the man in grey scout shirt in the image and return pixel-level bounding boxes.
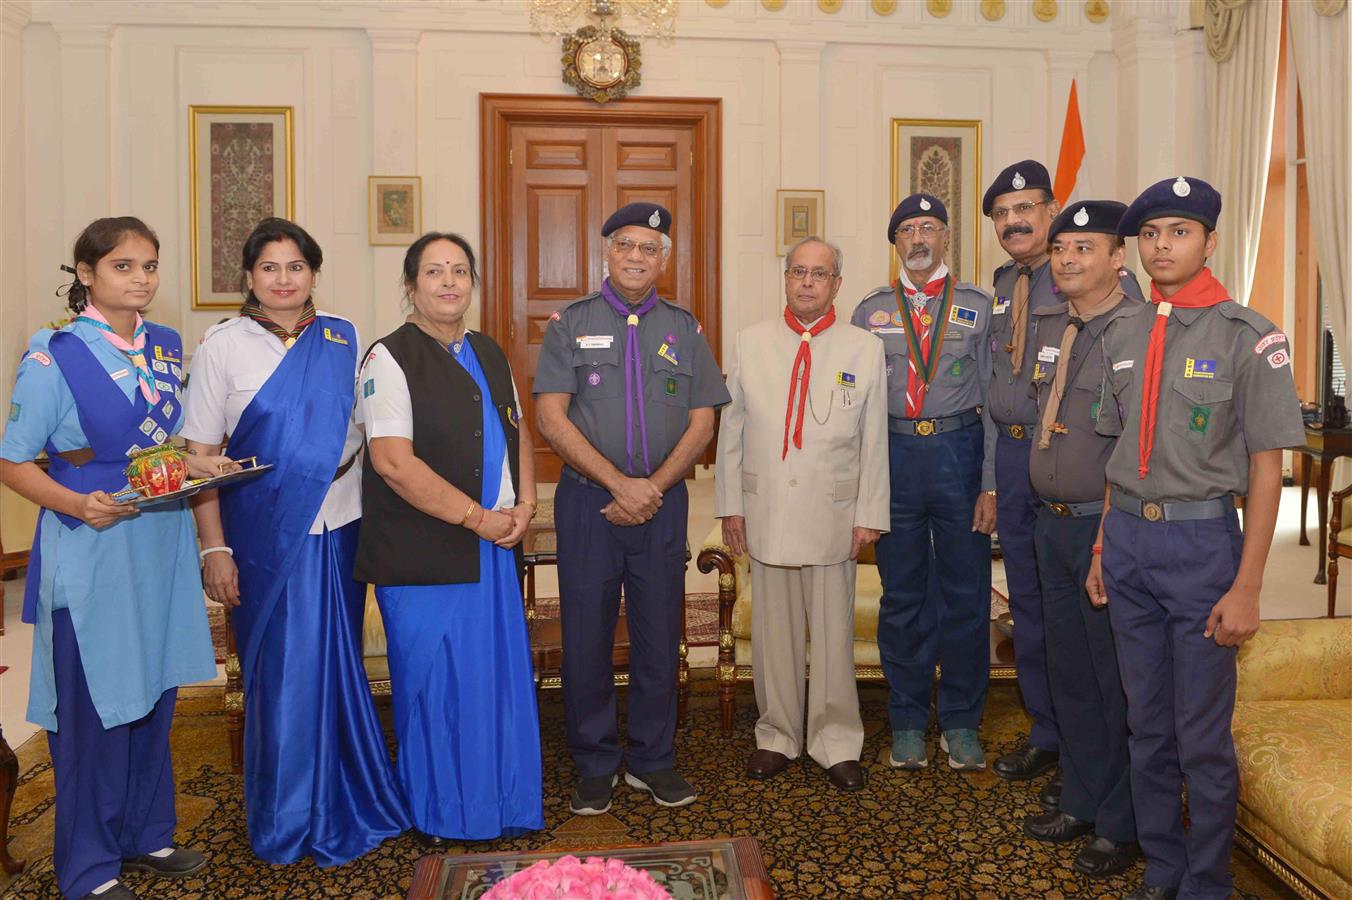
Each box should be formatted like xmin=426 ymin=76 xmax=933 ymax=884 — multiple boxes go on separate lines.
xmin=851 ymin=193 xmax=998 ymax=772
xmin=1022 ymin=200 xmax=1141 ymax=879
xmin=534 ymin=202 xmax=730 ymax=817
xmin=1090 ymin=177 xmax=1304 ymax=900
xmin=981 ymin=159 xmax=1144 ymax=800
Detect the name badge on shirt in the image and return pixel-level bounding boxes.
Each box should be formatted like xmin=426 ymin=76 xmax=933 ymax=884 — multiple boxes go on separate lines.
xmin=109 ymin=368 xmax=130 ymax=380
xmin=577 ymin=335 xmax=615 ymax=349
xmin=949 ymin=305 xmax=979 ymax=328
xmin=1037 ymin=346 xmax=1061 ymax=363
xmin=993 ymin=297 xmax=1010 ymax=315
xmin=1112 ymin=359 xmax=1135 ymax=372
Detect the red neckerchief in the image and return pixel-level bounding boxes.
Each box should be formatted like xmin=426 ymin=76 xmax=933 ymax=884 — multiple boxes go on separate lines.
xmin=1138 ymin=267 xmax=1229 ymax=478
xmin=782 ymin=306 xmax=836 ymax=458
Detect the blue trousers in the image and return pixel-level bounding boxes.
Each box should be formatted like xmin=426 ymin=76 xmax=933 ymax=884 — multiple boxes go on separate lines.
xmin=1034 ymin=508 xmax=1133 ymax=842
xmin=876 ymin=423 xmax=991 ymax=732
xmin=1103 ymin=507 xmax=1244 ymax=898
xmin=48 ymin=608 xmax=178 ymax=899
xmin=555 ymin=476 xmax=688 ymax=777
xmin=995 ymin=433 xmax=1057 ymax=751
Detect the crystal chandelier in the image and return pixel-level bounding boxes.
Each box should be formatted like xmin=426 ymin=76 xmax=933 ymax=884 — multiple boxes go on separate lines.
xmin=528 ymin=0 xmax=679 ymax=41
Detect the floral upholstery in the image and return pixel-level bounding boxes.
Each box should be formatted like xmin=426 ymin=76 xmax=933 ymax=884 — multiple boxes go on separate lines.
xmin=1233 ymin=618 xmax=1352 ymax=899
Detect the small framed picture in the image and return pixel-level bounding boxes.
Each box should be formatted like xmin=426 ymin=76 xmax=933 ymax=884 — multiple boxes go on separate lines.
xmin=890 ymin=117 xmax=983 ymax=285
xmin=368 ymin=176 xmax=422 ymax=246
xmin=188 ymin=105 xmax=294 ymax=310
xmin=775 ymin=189 xmax=825 ymax=257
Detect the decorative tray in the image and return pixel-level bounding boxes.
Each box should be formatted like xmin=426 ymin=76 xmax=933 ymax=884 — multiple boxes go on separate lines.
xmin=112 ymin=459 xmax=274 ymax=509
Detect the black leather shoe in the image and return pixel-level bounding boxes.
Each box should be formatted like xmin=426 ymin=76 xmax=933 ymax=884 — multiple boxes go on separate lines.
xmin=1038 ymin=772 xmax=1063 ymax=812
xmin=122 ymin=847 xmax=206 ymax=878
xmin=1073 ymin=836 xmax=1141 ymax=878
xmin=993 ymin=744 xmax=1059 ymax=781
xmin=826 ymin=760 xmax=865 ymax=791
xmin=1124 ymin=885 xmax=1178 ymax=900
xmin=746 ymin=749 xmax=791 ymax=780
xmin=410 ymin=829 xmax=450 ymax=849
xmin=81 ymin=883 xmax=139 ymax=900
xmin=1022 ymin=810 xmax=1094 ymax=842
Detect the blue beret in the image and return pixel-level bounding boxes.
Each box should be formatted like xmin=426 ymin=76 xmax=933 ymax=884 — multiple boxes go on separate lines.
xmin=1117 ymin=176 xmax=1222 ymax=236
xmin=983 ymin=160 xmax=1052 ymax=215
xmin=1047 ymin=200 xmax=1127 ymax=242
xmin=888 ymin=193 xmax=947 ymax=242
xmin=602 ymin=202 xmax=671 ymax=237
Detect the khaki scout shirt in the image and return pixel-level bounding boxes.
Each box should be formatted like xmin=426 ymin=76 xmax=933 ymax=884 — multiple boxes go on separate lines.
xmin=1096 ymin=299 xmax=1305 ymax=502
xmin=532 ymin=291 xmax=730 ymax=477
xmin=850 ymin=280 xmax=997 ymax=491
xmin=1027 ymin=295 xmax=1143 ymax=502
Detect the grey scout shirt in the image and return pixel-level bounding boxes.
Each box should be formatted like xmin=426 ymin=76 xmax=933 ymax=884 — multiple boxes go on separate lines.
xmin=1096 ymin=300 xmax=1305 ymax=503
xmin=533 ymin=291 xmax=730 ymax=477
xmin=988 ymin=259 xmax=1144 ymax=428
xmin=851 ymin=280 xmax=998 ymax=491
xmin=1027 ymin=294 xmax=1143 ymax=503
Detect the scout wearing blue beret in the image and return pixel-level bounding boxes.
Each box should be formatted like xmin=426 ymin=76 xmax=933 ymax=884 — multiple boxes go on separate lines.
xmin=852 ymin=192 xmax=999 ymax=772
xmin=1020 ymin=198 xmax=1143 ymax=878
xmin=534 ymin=201 xmax=729 ymax=816
xmin=1090 ymin=177 xmax=1304 ymax=900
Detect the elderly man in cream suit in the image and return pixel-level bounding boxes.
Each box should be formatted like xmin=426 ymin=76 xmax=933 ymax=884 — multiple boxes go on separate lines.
xmin=716 ymin=236 xmax=890 ymax=791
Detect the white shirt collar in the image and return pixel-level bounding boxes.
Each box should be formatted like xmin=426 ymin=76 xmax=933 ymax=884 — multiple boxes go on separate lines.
xmin=897 ymin=261 xmax=949 ymax=295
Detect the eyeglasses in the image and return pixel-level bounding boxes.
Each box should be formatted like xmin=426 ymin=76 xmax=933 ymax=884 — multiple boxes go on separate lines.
xmin=785 ymin=265 xmax=838 ymax=284
xmin=989 ymin=200 xmax=1050 ymax=221
xmin=609 ymin=237 xmax=664 ymax=258
xmin=896 ymin=223 xmax=945 ymax=238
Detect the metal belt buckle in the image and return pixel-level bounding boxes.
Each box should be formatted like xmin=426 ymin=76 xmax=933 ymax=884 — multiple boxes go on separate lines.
xmin=915 ymin=419 xmax=936 ymax=436
xmin=1142 ymin=502 xmax=1164 ymax=522
xmin=1009 ymin=424 xmax=1025 ymax=439
xmin=1048 ymin=502 xmax=1071 ymax=517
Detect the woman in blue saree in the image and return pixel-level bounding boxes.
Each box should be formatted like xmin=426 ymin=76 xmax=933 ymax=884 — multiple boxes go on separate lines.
xmin=0 ymin=217 xmax=228 ymax=899
xmin=355 ymin=231 xmax=543 ymax=847
xmin=181 ymin=218 xmax=407 ymax=866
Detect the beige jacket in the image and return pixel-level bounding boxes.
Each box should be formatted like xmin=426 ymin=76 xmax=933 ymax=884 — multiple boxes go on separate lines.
xmin=715 ymin=312 xmax=890 ymax=566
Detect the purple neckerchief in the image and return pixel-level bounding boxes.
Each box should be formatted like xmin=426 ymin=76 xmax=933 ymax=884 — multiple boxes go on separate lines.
xmin=599 ymin=278 xmax=659 ymax=475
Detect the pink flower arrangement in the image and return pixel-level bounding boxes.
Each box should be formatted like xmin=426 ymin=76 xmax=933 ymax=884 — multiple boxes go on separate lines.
xmin=482 ymin=854 xmax=670 ymax=899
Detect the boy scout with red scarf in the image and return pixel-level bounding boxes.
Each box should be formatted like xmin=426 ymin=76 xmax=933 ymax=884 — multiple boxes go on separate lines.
xmin=1087 ymin=177 xmax=1304 ymax=900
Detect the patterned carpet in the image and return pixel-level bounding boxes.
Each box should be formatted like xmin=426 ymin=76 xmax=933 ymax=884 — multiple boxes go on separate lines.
xmin=1 ymin=680 xmax=1295 ymax=899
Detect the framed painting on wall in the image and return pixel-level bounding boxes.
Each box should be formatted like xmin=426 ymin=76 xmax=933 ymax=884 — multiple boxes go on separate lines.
xmin=188 ymin=106 xmax=294 ymax=310
xmin=775 ymin=189 xmax=825 ymax=257
xmin=889 ymin=118 xmax=982 ymax=286
xmin=368 ymin=176 xmax=422 ymax=246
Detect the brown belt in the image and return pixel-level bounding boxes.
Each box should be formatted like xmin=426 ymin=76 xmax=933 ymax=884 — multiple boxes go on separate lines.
xmin=53 ymin=448 xmax=95 ymax=467
xmin=332 ymin=455 xmax=356 ymax=483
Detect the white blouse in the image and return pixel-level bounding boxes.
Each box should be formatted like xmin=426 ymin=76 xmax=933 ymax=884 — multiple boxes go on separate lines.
xmin=181 ymin=314 xmax=362 ymax=533
xmin=358 ymin=335 xmax=519 ymax=511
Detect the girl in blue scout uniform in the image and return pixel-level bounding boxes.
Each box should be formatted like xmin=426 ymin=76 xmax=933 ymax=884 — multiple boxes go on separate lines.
xmin=180 ymin=218 xmax=408 ymax=866
xmin=1088 ymin=178 xmax=1305 ymax=900
xmin=0 ymin=217 xmax=229 ymax=900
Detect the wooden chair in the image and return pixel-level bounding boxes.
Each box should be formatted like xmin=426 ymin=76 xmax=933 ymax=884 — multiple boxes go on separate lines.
xmin=1328 ymin=480 xmax=1352 ymax=617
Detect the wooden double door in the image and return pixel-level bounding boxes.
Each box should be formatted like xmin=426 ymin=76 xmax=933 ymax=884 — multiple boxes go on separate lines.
xmin=481 ymin=94 xmax=722 ymax=482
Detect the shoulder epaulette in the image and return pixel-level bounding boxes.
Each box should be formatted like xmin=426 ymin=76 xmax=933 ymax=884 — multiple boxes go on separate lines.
xmin=1216 ymin=300 xmax=1278 ymax=336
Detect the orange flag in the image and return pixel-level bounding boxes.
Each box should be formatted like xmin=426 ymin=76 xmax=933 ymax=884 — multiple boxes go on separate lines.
xmin=1053 ymin=80 xmax=1086 ymax=206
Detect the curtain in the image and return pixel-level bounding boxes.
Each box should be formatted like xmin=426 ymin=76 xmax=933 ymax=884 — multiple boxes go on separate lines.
xmin=1288 ymin=0 xmax=1348 ymax=358
xmin=1204 ymin=0 xmax=1280 ymax=307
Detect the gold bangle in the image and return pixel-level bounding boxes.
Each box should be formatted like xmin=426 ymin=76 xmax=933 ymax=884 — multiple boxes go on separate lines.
xmin=460 ymin=501 xmax=478 ymax=526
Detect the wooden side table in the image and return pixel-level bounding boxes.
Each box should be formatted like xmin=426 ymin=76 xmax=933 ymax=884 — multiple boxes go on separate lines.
xmin=1296 ymin=427 xmax=1352 ymax=584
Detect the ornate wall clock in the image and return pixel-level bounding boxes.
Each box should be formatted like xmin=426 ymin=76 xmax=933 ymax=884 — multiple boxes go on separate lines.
xmin=562 ymin=26 xmax=642 ymax=103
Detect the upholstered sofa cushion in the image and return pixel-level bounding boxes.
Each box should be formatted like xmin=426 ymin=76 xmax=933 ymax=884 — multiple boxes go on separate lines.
xmin=1232 ymin=617 xmax=1352 ymax=899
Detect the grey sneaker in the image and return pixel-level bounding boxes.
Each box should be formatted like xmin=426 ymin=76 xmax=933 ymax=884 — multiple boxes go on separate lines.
xmin=569 ymin=773 xmax=618 ymax=815
xmin=889 ymin=730 xmax=929 ymax=769
xmin=122 ymin=847 xmax=206 ymax=878
xmin=624 ymin=769 xmax=697 ymax=807
xmin=940 ymin=729 xmax=986 ymax=770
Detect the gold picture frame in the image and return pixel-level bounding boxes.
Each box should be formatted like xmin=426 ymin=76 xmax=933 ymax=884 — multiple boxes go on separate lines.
xmin=368 ymin=176 xmax=423 ymax=246
xmin=188 ymin=105 xmax=294 ymax=310
xmin=775 ymin=189 xmax=825 ymax=257
xmin=890 ymin=118 xmax=982 ymax=285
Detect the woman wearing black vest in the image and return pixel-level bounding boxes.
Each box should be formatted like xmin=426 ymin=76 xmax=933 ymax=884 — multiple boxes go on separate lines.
xmin=355 ymin=232 xmax=542 ymax=847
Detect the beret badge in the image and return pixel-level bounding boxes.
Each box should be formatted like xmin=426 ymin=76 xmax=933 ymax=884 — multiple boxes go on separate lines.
xmin=1011 ymin=172 xmax=1026 ymax=190
xmin=1073 ymin=207 xmax=1090 ymax=226
xmin=1173 ymin=177 xmax=1191 ymax=198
